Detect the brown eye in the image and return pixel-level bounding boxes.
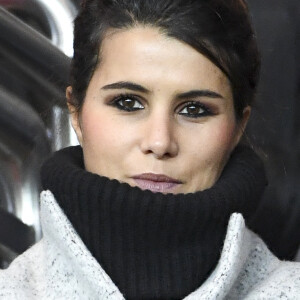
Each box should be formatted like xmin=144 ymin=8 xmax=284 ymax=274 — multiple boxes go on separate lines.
xmin=186 ymin=105 xmax=203 ymax=115
xmin=178 ymin=102 xmax=211 ymax=118
xmin=113 ymin=95 xmax=144 ymax=111
xmin=121 ymin=98 xmax=138 ymax=109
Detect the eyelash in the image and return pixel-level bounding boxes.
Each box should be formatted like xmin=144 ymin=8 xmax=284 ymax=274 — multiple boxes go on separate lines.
xmin=109 ymin=94 xmax=144 ymax=112
xmin=109 ymin=94 xmax=213 ymax=118
xmin=178 ymin=101 xmax=213 ymax=118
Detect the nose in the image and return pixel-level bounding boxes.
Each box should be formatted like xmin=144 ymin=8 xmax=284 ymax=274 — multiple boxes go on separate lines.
xmin=140 ymin=112 xmax=179 ymax=159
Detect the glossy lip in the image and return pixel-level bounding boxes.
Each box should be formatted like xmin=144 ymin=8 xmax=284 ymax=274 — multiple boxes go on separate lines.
xmin=131 ymin=173 xmax=182 ymax=193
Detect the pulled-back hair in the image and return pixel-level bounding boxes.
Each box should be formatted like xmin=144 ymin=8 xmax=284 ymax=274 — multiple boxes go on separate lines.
xmin=70 ymin=0 xmax=260 ymax=119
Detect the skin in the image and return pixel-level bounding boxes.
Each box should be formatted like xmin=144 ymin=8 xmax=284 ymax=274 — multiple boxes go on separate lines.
xmin=67 ymin=27 xmax=250 ymax=194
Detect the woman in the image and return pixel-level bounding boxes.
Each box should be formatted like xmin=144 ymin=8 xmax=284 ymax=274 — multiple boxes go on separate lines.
xmin=0 ymin=0 xmax=299 ymax=299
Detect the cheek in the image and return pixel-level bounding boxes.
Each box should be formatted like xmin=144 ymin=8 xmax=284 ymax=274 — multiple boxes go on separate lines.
xmin=81 ymin=107 xmax=139 ymax=159
xmin=211 ymin=121 xmax=238 ymax=147
xmin=187 ymin=120 xmax=238 ymax=165
xmin=80 ymin=108 xmax=129 ymax=175
xmin=81 ymin=109 xmax=119 ymax=148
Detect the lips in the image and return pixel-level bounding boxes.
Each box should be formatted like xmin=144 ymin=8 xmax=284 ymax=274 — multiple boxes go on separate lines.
xmin=131 ymin=173 xmax=182 ymax=193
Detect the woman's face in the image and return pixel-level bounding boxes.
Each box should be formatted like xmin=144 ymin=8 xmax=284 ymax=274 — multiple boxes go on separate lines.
xmin=69 ymin=27 xmax=249 ymax=194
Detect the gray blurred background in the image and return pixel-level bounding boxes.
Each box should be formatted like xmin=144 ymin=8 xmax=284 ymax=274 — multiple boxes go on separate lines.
xmin=0 ymin=0 xmax=299 ymax=268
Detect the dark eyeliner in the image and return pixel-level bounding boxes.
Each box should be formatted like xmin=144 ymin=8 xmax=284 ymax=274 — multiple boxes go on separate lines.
xmin=108 ymin=93 xmax=144 ymax=112
xmin=178 ymin=101 xmax=213 ymax=118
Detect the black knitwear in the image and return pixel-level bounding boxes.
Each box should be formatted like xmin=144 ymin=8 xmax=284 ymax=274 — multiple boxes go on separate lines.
xmin=41 ymin=145 xmax=267 ymax=300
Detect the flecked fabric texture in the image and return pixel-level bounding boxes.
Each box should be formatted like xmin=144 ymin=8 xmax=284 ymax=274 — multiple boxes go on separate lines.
xmin=0 ymin=192 xmax=299 ymax=299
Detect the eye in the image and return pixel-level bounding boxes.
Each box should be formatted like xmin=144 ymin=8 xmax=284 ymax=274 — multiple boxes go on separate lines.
xmin=178 ymin=101 xmax=212 ymax=118
xmin=111 ymin=94 xmax=144 ymax=111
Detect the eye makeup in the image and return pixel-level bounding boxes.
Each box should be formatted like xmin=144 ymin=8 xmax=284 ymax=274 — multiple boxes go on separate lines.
xmin=105 ymin=91 xmax=220 ymax=118
xmin=108 ymin=93 xmax=145 ymax=112
xmin=177 ymin=101 xmax=214 ymax=118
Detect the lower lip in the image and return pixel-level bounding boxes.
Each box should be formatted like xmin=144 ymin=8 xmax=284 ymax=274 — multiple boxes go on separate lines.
xmin=133 ymin=179 xmax=181 ymax=193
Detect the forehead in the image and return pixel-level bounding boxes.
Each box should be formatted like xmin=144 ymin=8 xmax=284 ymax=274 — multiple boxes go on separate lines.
xmin=96 ymin=26 xmax=232 ymax=97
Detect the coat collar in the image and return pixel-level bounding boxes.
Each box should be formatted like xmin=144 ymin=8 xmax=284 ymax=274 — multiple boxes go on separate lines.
xmin=40 ymin=190 xmax=252 ymax=299
xmin=41 ymin=190 xmax=125 ymax=299
xmin=184 ymin=211 xmax=251 ymax=299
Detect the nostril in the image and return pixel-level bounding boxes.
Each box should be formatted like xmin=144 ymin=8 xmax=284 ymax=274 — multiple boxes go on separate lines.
xmin=140 ymin=119 xmax=179 ymax=158
xmin=141 ymin=141 xmax=178 ymax=159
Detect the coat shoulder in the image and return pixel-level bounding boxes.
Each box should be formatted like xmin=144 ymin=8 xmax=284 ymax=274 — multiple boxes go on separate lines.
xmin=227 ymin=230 xmax=300 ymax=300
xmin=0 ymin=240 xmax=46 ymax=299
xmin=244 ymin=261 xmax=300 ymax=299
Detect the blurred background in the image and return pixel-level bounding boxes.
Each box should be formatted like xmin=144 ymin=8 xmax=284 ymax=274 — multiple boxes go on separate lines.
xmin=0 ymin=0 xmax=299 ymax=268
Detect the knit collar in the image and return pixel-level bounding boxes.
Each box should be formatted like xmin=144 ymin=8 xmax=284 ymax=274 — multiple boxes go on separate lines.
xmin=41 ymin=144 xmax=267 ymax=299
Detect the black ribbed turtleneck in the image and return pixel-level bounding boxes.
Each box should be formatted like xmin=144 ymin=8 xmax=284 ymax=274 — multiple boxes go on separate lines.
xmin=41 ymin=145 xmax=267 ymax=300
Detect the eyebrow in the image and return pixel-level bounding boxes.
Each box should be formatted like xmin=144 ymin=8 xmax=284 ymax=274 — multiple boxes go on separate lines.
xmin=101 ymin=81 xmax=150 ymax=93
xmin=177 ymin=90 xmax=224 ymax=100
xmin=101 ymin=81 xmax=224 ymax=99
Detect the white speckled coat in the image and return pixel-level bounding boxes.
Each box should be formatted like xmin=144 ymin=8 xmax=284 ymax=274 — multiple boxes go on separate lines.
xmin=0 ymin=190 xmax=299 ymax=299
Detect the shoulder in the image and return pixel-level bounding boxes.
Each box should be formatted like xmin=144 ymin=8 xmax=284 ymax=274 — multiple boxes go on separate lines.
xmin=244 ymin=260 xmax=300 ymax=299
xmin=232 ymin=229 xmax=300 ymax=299
xmin=0 ymin=191 xmax=124 ymax=300
xmin=0 ymin=240 xmax=46 ymax=299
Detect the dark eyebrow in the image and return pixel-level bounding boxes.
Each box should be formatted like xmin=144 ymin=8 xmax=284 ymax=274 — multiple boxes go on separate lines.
xmin=101 ymin=81 xmax=150 ymax=93
xmin=177 ymin=90 xmax=224 ymax=100
xmin=101 ymin=82 xmax=224 ymax=99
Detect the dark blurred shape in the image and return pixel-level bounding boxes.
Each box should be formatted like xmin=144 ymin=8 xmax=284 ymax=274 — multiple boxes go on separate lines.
xmin=0 ymin=6 xmax=73 ymax=267
xmin=0 ymin=0 xmax=52 ymax=38
xmin=0 ymin=208 xmax=34 ymax=269
xmin=247 ymin=0 xmax=300 ymax=260
xmin=0 ymin=0 xmax=79 ymax=56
